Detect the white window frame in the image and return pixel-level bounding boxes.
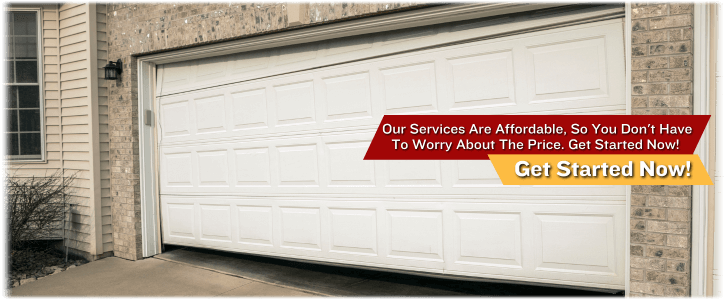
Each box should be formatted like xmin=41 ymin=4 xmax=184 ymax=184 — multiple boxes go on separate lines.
xmin=5 ymin=7 xmax=45 ymax=163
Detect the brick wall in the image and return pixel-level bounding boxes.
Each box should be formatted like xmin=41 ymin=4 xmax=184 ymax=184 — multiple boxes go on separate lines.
xmin=629 ymin=3 xmax=694 ymax=297
xmin=106 ymin=3 xmax=425 ymax=260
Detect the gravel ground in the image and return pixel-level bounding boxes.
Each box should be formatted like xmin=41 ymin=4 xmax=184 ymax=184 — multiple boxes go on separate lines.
xmin=8 ymin=243 xmax=87 ymax=288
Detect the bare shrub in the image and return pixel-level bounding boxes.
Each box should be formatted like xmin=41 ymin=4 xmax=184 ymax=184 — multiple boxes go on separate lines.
xmin=6 ymin=169 xmax=76 ymax=250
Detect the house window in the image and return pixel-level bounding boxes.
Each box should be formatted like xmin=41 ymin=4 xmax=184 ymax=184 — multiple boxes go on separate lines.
xmin=5 ymin=10 xmax=42 ymax=161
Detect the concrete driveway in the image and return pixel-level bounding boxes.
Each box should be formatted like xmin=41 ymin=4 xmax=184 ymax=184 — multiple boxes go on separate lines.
xmin=10 ymin=246 xmax=622 ymax=297
xmin=10 ymin=256 xmax=315 ymax=297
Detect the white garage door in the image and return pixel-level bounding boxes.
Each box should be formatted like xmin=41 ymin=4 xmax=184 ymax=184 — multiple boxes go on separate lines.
xmin=155 ymin=17 xmax=626 ymax=290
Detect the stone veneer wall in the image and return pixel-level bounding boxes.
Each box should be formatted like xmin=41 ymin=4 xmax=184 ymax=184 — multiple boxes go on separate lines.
xmin=105 ymin=3 xmax=426 ymax=260
xmin=629 ymin=3 xmax=694 ymax=297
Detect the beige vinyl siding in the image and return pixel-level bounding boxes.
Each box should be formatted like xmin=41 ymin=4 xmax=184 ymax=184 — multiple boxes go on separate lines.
xmin=42 ymin=6 xmax=61 ymax=172
xmin=95 ymin=3 xmax=113 ymax=254
xmin=9 ymin=3 xmax=111 ymax=259
xmin=59 ymin=2 xmax=93 ymax=254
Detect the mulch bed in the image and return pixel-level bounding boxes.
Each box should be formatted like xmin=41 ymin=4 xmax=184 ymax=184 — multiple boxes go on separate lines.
xmin=8 ymin=241 xmax=87 ymax=288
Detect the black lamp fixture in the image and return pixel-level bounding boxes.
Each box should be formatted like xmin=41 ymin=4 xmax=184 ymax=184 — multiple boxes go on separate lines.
xmin=103 ymin=59 xmax=123 ymax=80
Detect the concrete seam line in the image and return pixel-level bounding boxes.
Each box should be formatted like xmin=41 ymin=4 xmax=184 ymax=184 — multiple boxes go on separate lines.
xmin=215 ymin=281 xmax=256 ymax=297
xmin=151 ymin=257 xmax=332 ymax=297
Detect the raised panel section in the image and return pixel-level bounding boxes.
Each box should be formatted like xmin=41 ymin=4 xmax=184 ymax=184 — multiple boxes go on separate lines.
xmin=237 ymin=206 xmax=273 ymax=246
xmin=448 ymin=51 xmax=516 ymax=110
xmin=326 ymin=142 xmax=374 ymax=187
xmin=195 ymin=56 xmax=227 ymax=82
xmin=322 ymin=72 xmax=372 ymax=121
xmin=329 ymin=208 xmax=377 ymax=255
xmin=197 ymin=150 xmax=228 ymax=186
xmin=200 ymin=205 xmax=231 ymax=241
xmin=165 ymin=153 xmax=193 ymax=187
xmin=167 ymin=204 xmax=195 ymax=239
xmin=232 ymin=50 xmax=270 ymax=74
xmin=381 ymin=62 xmax=437 ymax=114
xmin=526 ymin=37 xmax=608 ymax=103
xmin=387 ymin=161 xmax=441 ymax=187
xmin=382 ymin=27 xmax=435 ymax=45
xmin=326 ymin=35 xmax=373 ymax=56
xmin=454 ymin=160 xmax=502 ymax=187
xmin=277 ymin=144 xmax=318 ymax=186
xmin=195 ymin=95 xmax=226 ymax=134
xmin=277 ymin=43 xmax=318 ymax=65
xmin=161 ymin=101 xmax=190 ymax=137
xmin=234 ymin=148 xmax=270 ymax=186
xmin=161 ymin=62 xmax=191 ymax=90
xmin=455 ymin=212 xmax=522 ymax=268
xmin=232 ymin=89 xmax=268 ymax=130
xmin=274 ymin=81 xmax=316 ymax=126
xmin=534 ymin=213 xmax=616 ymax=275
xmin=280 ymin=207 xmax=321 ymax=250
xmin=388 ymin=210 xmax=443 ymax=261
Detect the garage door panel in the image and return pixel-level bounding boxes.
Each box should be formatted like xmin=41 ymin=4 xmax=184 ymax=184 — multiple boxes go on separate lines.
xmin=157 ymin=19 xmax=626 ymax=289
xmin=273 ymin=81 xmax=318 ymax=126
xmin=237 ymin=205 xmax=274 ymax=246
xmin=160 ymin=60 xmax=192 ymax=92
xmin=534 ymin=213 xmax=617 ymax=275
xmin=452 ymin=211 xmax=523 ymax=269
xmin=233 ymin=147 xmax=272 ymax=187
xmin=279 ymin=206 xmax=323 ymax=251
xmin=160 ymin=197 xmax=624 ymax=287
xmin=231 ymin=48 xmax=272 ymax=75
xmin=385 ymin=161 xmax=442 ymax=187
xmin=163 ymin=152 xmax=193 ymax=187
xmin=380 ymin=61 xmax=439 ymax=115
xmin=193 ymin=95 xmax=228 ymax=134
xmin=324 ymin=34 xmax=375 ymax=58
xmin=526 ymin=37 xmax=609 ymax=103
xmin=325 ymin=141 xmax=376 ymax=187
xmin=200 ymin=204 xmax=233 ymax=242
xmin=453 ymin=160 xmax=507 ymax=187
xmin=276 ymin=144 xmax=320 ymax=187
xmin=157 ymin=21 xmax=625 ymax=146
xmin=445 ymin=203 xmax=624 ymax=286
xmin=166 ymin=203 xmax=196 ymax=240
xmin=329 ymin=208 xmax=378 ymax=256
xmin=160 ymin=100 xmax=191 ymax=137
xmin=321 ymin=71 xmax=373 ymax=122
xmin=387 ymin=209 xmax=444 ymax=261
xmin=159 ymin=144 xmax=623 ymax=197
xmin=196 ymin=150 xmax=230 ymax=187
xmin=191 ymin=56 xmax=229 ymax=85
xmin=447 ymin=49 xmax=517 ymax=110
xmin=231 ymin=88 xmax=269 ymax=130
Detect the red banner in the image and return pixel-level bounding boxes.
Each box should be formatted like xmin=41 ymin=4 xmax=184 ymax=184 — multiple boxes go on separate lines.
xmin=363 ymin=115 xmax=710 ymax=160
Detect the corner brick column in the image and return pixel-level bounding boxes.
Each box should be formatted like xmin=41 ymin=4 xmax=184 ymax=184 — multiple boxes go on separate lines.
xmin=109 ymin=55 xmax=143 ymax=261
xmin=629 ymin=3 xmax=694 ymax=296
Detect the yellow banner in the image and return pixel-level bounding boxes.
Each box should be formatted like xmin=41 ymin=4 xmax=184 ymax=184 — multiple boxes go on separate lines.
xmin=489 ymin=154 xmax=713 ymax=185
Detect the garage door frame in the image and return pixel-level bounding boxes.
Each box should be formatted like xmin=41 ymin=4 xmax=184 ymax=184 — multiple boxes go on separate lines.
xmin=135 ymin=3 xmax=631 ymax=291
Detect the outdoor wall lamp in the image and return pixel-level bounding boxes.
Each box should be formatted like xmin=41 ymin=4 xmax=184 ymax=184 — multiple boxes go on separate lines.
xmin=103 ymin=59 xmax=123 ymax=80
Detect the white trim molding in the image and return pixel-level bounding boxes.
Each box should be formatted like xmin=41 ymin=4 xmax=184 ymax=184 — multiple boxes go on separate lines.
xmin=692 ymin=3 xmax=712 ymax=297
xmin=624 ymin=2 xmax=633 ymax=296
xmin=139 ymin=59 xmax=160 ymax=257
